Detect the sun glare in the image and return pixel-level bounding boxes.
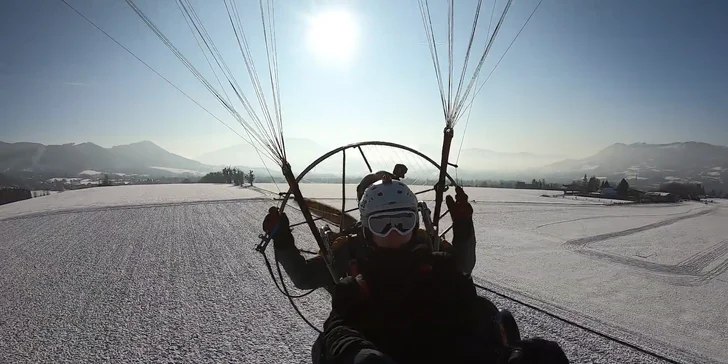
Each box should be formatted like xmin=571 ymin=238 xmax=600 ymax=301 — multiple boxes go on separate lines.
xmin=307 ymin=9 xmax=359 ymax=64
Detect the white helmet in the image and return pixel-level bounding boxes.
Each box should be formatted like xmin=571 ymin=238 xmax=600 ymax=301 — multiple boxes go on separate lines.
xmin=359 ymin=178 xmax=419 ymax=237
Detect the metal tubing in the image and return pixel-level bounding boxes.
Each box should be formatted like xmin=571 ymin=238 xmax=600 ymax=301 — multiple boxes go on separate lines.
xmin=357 ymin=146 xmax=373 ymax=173
xmin=281 ymin=162 xmax=337 ymax=282
xmin=433 ymin=128 xmax=454 ymax=231
xmin=341 ymin=150 xmax=347 ymax=232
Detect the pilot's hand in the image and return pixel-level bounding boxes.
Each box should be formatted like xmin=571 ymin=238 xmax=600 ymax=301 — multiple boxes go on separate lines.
xmin=332 ymin=276 xmax=367 ymax=318
xmin=446 ymin=186 xmax=473 ymax=221
xmin=263 ymin=207 xmax=293 ymax=248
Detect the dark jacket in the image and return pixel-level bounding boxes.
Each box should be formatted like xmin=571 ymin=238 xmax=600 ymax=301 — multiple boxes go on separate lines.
xmin=273 ymin=218 xmax=477 ymax=292
xmin=322 ymin=245 xmax=504 ymax=364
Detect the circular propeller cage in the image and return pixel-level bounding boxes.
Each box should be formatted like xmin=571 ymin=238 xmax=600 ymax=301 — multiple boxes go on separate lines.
xmin=277 ymin=141 xmax=460 ymax=250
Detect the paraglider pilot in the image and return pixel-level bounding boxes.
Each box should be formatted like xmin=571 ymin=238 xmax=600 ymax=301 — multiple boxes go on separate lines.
xmin=317 ymin=178 xmax=569 ymax=364
xmin=262 ymin=164 xmax=477 ymax=293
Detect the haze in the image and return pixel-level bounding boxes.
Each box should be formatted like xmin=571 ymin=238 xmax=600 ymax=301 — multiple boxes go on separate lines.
xmin=1 ymin=0 xmax=727 ymax=170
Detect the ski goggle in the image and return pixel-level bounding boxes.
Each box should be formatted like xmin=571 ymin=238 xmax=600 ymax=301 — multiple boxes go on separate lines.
xmin=366 ymin=210 xmax=418 ymax=238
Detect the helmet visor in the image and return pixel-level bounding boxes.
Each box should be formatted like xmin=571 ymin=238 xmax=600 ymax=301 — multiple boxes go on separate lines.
xmin=367 ymin=210 xmax=418 ymax=238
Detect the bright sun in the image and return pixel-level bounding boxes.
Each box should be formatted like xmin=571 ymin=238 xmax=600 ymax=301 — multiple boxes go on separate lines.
xmin=307 ymin=9 xmax=359 ymax=64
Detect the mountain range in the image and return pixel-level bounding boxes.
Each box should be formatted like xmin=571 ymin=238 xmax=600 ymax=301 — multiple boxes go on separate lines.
xmin=196 ymin=138 xmax=332 ymax=172
xmin=197 ymin=139 xmax=728 ymax=191
xmin=541 ymin=142 xmax=728 ymax=189
xmin=537 ymin=141 xmax=727 ymax=190
xmin=0 ymin=140 xmax=216 ymax=177
xmin=2 ymin=139 xmax=726 ymax=192
xmin=195 ymin=138 xmax=566 ymax=176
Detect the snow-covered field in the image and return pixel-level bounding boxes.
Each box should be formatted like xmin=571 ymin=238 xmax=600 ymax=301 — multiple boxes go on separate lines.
xmin=0 ymin=184 xmax=263 ymax=220
xmin=1 ymin=184 xmax=726 ymax=363
xmin=465 ymin=201 xmax=726 ymax=364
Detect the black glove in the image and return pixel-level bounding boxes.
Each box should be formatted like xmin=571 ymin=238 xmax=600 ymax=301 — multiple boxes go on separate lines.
xmin=508 ymin=338 xmax=569 ymax=364
xmin=332 ymin=276 xmax=366 ymax=318
xmin=262 ymin=207 xmax=293 ymax=249
xmin=446 ymin=186 xmax=473 ymax=221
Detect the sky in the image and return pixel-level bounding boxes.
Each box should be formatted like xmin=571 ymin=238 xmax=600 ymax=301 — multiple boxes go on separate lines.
xmin=1 ymin=0 xmax=727 ymax=164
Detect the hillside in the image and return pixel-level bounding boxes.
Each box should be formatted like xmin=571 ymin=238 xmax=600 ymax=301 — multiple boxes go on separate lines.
xmin=540 ymin=142 xmax=728 ymax=191
xmin=196 ymin=138 xmax=332 ymax=170
xmin=0 ymin=140 xmax=215 ymax=177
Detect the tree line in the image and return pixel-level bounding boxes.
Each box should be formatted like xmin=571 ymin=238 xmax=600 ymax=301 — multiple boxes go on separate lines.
xmin=657 ymin=181 xmax=707 ymax=199
xmin=198 ymin=167 xmax=724 ymax=200
xmin=454 ymin=178 xmax=564 ymax=190
xmin=569 ymin=174 xmax=715 ymax=200
xmin=199 ymin=167 xmax=256 ymax=186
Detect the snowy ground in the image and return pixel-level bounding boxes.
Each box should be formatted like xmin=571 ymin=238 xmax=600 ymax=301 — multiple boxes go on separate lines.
xmin=465 ymin=202 xmax=727 ymax=364
xmin=1 ymin=184 xmax=726 ymax=363
xmin=0 ymin=184 xmax=263 ymax=221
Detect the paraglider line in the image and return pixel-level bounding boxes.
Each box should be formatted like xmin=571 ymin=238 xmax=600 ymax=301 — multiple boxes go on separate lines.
xmin=58 ymin=0 xmax=244 ymax=145
xmin=61 ymin=0 xmax=282 ymax=192
xmin=456 ymin=0 xmax=543 ymax=174
xmin=464 ymin=0 xmax=544 ymax=114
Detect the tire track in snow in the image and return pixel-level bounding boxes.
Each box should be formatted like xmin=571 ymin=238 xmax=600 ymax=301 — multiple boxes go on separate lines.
xmin=534 ymin=207 xmax=705 ymax=229
xmin=565 ymin=206 xmax=715 ymax=248
xmin=696 ymin=259 xmax=728 ymax=284
xmin=554 ymin=206 xmax=728 ymax=288
xmin=560 ymin=206 xmax=728 ymax=285
xmin=676 ymin=244 xmax=713 ymax=269
xmin=689 ymin=240 xmax=728 ymax=285
xmin=577 ymin=249 xmax=694 ymax=276
xmin=676 ymin=239 xmax=728 ymax=273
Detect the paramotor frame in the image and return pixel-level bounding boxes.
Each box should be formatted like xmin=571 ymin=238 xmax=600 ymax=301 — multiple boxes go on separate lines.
xmin=255 ymin=140 xmax=460 ymax=256
xmin=254 ymin=141 xmax=462 ymax=294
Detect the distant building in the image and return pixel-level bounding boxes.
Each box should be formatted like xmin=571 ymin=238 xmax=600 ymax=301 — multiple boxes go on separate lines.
xmin=516 ymin=181 xmax=539 ymax=189
xmin=630 ymin=189 xmax=646 ymax=198
xmin=643 ymin=191 xmax=677 ymax=203
xmin=561 ymin=183 xmax=583 ymax=194
xmin=601 ymin=187 xmax=617 ymax=197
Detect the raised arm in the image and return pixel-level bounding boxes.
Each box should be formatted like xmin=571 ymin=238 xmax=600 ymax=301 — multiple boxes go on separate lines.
xmin=263 ymin=208 xmax=335 ymax=290
xmin=445 ymin=186 xmax=476 ymax=275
